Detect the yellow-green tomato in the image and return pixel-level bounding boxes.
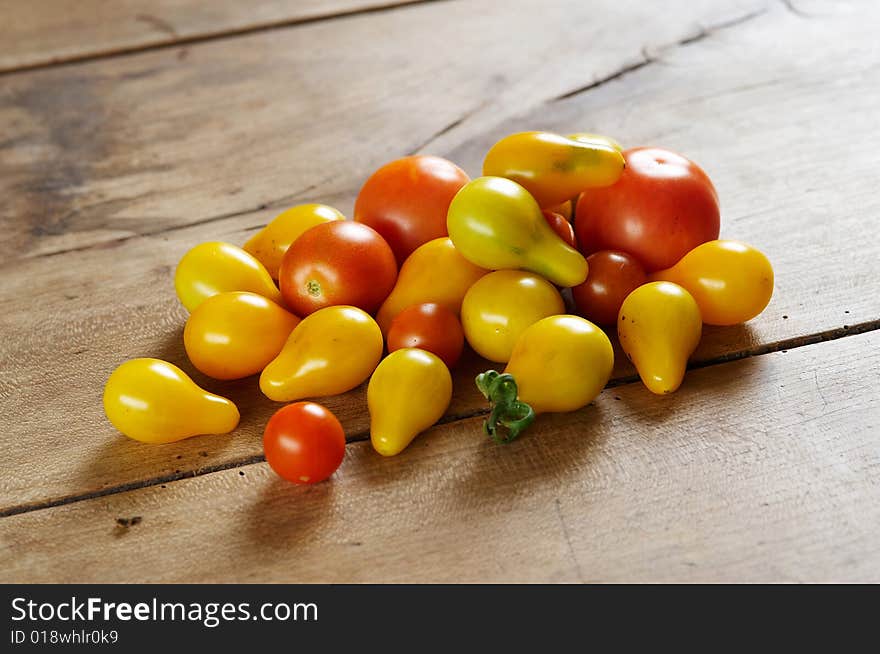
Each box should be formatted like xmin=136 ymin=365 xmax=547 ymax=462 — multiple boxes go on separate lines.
xmin=243 ymin=203 xmax=345 ymax=279
xmin=447 ymin=176 xmax=588 ymax=287
xmin=482 ymin=131 xmax=625 ymax=207
xmin=184 ymin=292 xmax=300 ymax=380
xmin=650 ymin=240 xmax=774 ymax=326
xmin=368 ymin=348 xmax=452 ymax=456
xmin=260 ymin=306 xmax=383 ymax=402
xmin=461 ymin=270 xmax=565 ymax=363
xmin=618 ymin=282 xmax=702 ymax=395
xmin=175 ymin=241 xmax=281 ymax=312
xmin=103 ymin=358 xmax=240 ymax=444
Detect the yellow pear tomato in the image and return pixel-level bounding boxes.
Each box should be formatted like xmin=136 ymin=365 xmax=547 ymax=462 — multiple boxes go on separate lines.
xmin=243 ymin=203 xmax=344 ymax=279
xmin=174 ymin=241 xmax=281 ymax=312
xmin=103 ymin=358 xmax=239 ymax=444
xmin=260 ymin=306 xmax=383 ymax=402
xmin=184 ymin=292 xmax=300 ymax=380
xmin=368 ymin=348 xmax=452 ymax=456
xmin=461 ymin=270 xmax=565 ymax=363
xmin=618 ymin=281 xmax=702 ymax=395
xmin=650 ymin=240 xmax=774 ymax=326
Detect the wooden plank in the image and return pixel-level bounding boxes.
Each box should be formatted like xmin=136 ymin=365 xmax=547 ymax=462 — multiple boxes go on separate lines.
xmin=0 ymin=0 xmax=427 ymax=73
xmin=0 ymin=0 xmax=764 ymax=260
xmin=3 ymin=0 xmax=879 ymax=512
xmin=2 ymin=331 xmax=876 ymax=583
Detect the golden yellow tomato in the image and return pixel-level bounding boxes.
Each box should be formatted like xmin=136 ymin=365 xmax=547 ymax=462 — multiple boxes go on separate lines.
xmin=447 ymin=176 xmax=588 ymax=288
xmin=618 ymin=282 xmax=702 ymax=395
xmin=103 ymin=358 xmax=239 ymax=444
xmin=375 ymin=237 xmax=488 ymax=334
xmin=650 ymin=240 xmax=774 ymax=326
xmin=174 ymin=241 xmax=281 ymax=312
xmin=260 ymin=306 xmax=383 ymax=402
xmin=461 ymin=270 xmax=565 ymax=363
xmin=244 ymin=203 xmax=344 ymax=279
xmin=184 ymin=292 xmax=300 ymax=380
xmin=368 ymin=348 xmax=452 ymax=456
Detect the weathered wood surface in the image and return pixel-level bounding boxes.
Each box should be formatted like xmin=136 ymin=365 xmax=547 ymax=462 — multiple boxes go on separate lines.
xmin=0 ymin=0 xmax=427 ymax=73
xmin=3 ymin=333 xmax=877 ymax=583
xmin=3 ymin=0 xmax=879 ymax=514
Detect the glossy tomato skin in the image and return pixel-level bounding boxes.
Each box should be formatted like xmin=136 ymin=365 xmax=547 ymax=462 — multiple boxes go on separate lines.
xmin=279 ymin=221 xmax=397 ymax=316
xmin=263 ymin=402 xmax=346 ymax=484
xmin=542 ymin=210 xmax=577 ymax=249
xmin=387 ymin=303 xmax=464 ymax=368
xmin=354 ymin=156 xmax=470 ymax=265
xmin=575 ymin=147 xmax=720 ymax=272
xmin=571 ymin=251 xmax=647 ymax=326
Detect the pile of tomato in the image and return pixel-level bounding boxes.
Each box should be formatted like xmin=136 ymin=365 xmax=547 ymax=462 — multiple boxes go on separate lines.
xmin=103 ymin=131 xmax=773 ymax=484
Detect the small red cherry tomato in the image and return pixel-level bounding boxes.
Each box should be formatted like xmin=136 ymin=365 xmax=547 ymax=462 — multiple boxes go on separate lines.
xmin=263 ymin=402 xmax=346 ymax=484
xmin=542 ymin=210 xmax=577 ymax=249
xmin=386 ymin=303 xmax=464 ymax=368
xmin=572 ymin=250 xmax=647 ymax=325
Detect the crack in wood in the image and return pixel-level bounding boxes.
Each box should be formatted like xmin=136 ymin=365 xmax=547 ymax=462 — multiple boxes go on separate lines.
xmin=2 ymin=317 xmax=877 ymax=520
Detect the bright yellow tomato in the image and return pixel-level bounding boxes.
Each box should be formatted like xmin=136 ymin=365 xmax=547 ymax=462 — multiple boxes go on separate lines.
xmin=368 ymin=348 xmax=452 ymax=456
xmin=174 ymin=241 xmax=281 ymax=312
xmin=447 ymin=177 xmax=588 ymax=288
xmin=375 ymin=237 xmax=488 ymax=333
xmin=650 ymin=240 xmax=774 ymax=326
xmin=482 ymin=131 xmax=625 ymax=207
xmin=184 ymin=292 xmax=300 ymax=380
xmin=103 ymin=358 xmax=239 ymax=444
xmin=618 ymin=282 xmax=702 ymax=395
xmin=461 ymin=270 xmax=565 ymax=363
xmin=260 ymin=306 xmax=383 ymax=402
xmin=243 ymin=203 xmax=344 ymax=279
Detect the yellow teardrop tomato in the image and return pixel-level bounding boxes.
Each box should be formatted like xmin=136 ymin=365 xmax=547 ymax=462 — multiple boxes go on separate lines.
xmin=184 ymin=292 xmax=300 ymax=380
xmin=461 ymin=270 xmax=565 ymax=363
xmin=618 ymin=282 xmax=702 ymax=395
xmin=103 ymin=358 xmax=239 ymax=444
xmin=568 ymin=132 xmax=624 ymax=152
xmin=482 ymin=131 xmax=625 ymax=207
xmin=368 ymin=348 xmax=452 ymax=456
xmin=175 ymin=241 xmax=281 ymax=312
xmin=243 ymin=203 xmax=345 ymax=279
xmin=260 ymin=306 xmax=383 ymax=402
xmin=375 ymin=237 xmax=488 ymax=334
xmin=650 ymin=240 xmax=774 ymax=326
xmin=447 ymin=177 xmax=588 ymax=288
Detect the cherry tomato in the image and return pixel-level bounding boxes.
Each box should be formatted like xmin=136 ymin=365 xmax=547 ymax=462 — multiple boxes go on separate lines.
xmin=354 ymin=155 xmax=470 ymax=265
xmin=279 ymin=221 xmax=397 ymax=316
xmin=387 ymin=303 xmax=464 ymax=368
xmin=571 ymin=251 xmax=647 ymax=326
xmin=575 ymin=147 xmax=720 ymax=272
xmin=542 ymin=210 xmax=576 ymax=249
xmin=263 ymin=402 xmax=346 ymax=484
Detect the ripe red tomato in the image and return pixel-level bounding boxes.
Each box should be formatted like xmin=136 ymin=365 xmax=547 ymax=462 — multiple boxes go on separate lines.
xmin=386 ymin=303 xmax=464 ymax=367
xmin=263 ymin=402 xmax=346 ymax=484
xmin=572 ymin=251 xmax=647 ymax=326
xmin=279 ymin=221 xmax=397 ymax=316
xmin=354 ymin=155 xmax=470 ymax=265
xmin=542 ymin=210 xmax=577 ymax=249
xmin=575 ymin=147 xmax=720 ymax=272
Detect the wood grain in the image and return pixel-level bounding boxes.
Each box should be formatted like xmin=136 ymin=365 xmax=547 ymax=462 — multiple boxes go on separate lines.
xmin=0 ymin=0 xmax=429 ymax=73
xmin=3 ymin=0 xmax=879 ymax=512
xmin=2 ymin=332 xmax=876 ymax=583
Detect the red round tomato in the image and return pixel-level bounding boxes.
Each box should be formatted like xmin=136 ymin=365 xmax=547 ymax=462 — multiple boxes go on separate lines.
xmin=279 ymin=221 xmax=397 ymax=316
xmin=571 ymin=251 xmax=647 ymax=326
xmin=542 ymin=210 xmax=577 ymax=249
xmin=354 ymin=155 xmax=470 ymax=265
xmin=263 ymin=402 xmax=346 ymax=484
xmin=575 ymin=147 xmax=720 ymax=272
xmin=386 ymin=303 xmax=464 ymax=368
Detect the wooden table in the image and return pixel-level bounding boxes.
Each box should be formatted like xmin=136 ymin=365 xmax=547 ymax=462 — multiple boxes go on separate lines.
xmin=1 ymin=0 xmax=878 ymax=583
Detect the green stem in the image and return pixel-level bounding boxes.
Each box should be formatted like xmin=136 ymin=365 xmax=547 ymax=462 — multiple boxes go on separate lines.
xmin=475 ymin=371 xmax=536 ymax=444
